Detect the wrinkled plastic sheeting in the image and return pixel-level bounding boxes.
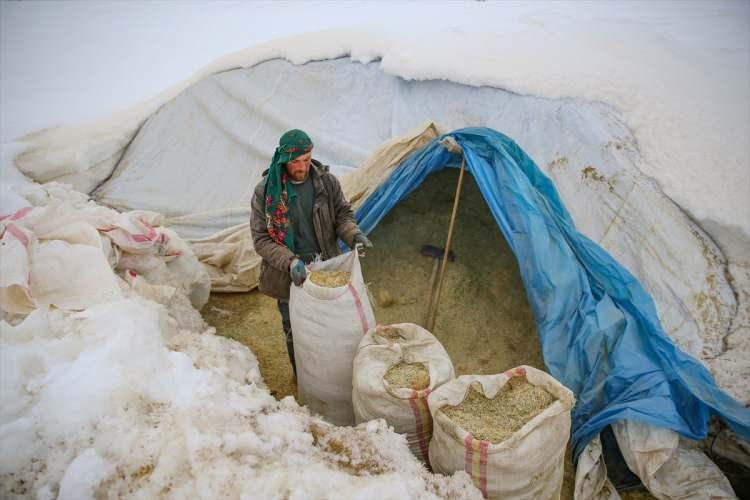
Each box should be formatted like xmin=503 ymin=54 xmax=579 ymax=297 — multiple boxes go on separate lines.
xmin=354 ymin=127 xmax=750 ymax=460
xmin=612 ymin=420 xmax=736 ymax=499
xmin=574 ymin=436 xmax=621 ymax=500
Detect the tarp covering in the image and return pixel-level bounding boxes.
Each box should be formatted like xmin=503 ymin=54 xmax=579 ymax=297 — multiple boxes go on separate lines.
xmin=355 ymin=127 xmax=750 ymax=460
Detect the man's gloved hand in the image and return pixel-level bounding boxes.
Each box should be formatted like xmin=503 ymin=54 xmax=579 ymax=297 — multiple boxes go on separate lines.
xmin=353 ymin=233 xmax=373 ymax=249
xmin=290 ymin=258 xmax=307 ymax=286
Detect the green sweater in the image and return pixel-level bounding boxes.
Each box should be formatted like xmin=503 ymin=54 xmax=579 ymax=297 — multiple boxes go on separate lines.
xmin=288 ymin=176 xmax=321 ymax=262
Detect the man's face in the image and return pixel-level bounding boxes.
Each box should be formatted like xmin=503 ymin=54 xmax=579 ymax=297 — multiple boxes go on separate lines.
xmin=285 ymin=152 xmax=312 ymax=182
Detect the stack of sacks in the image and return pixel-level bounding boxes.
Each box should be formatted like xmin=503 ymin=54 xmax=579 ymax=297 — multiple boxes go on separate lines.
xmin=353 ymin=323 xmax=455 ymax=464
xmin=0 ymin=182 xmax=482 ymax=499
xmin=0 ymin=182 xmax=210 ymax=327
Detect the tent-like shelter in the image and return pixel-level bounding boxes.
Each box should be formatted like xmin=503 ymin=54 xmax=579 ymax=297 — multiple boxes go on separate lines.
xmin=354 ymin=126 xmax=750 ymax=459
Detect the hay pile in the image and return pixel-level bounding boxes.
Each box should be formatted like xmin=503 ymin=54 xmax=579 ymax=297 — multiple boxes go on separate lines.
xmin=360 ymin=168 xmax=544 ymax=376
xmin=309 ymin=270 xmax=351 ymax=287
xmin=441 ymin=378 xmax=556 ymax=444
xmin=384 ymin=362 xmax=431 ymax=390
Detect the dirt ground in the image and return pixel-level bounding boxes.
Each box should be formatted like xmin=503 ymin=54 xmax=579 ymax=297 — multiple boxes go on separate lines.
xmin=203 ymin=291 xmax=297 ymax=400
xmin=203 ymin=168 xmax=658 ymax=499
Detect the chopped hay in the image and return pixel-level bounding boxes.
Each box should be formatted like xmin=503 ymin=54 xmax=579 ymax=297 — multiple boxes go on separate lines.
xmin=309 ymin=423 xmax=391 ymax=476
xmin=375 ymin=325 xmax=407 ymax=342
xmin=376 ymin=289 xmax=395 ymax=307
xmin=202 ymin=292 xmax=297 ymax=400
xmin=441 ymin=377 xmax=556 ymax=444
xmin=384 ymin=362 xmax=430 ymax=390
xmin=309 ymin=270 xmax=351 ymax=288
xmin=359 ymin=169 xmax=545 ymax=376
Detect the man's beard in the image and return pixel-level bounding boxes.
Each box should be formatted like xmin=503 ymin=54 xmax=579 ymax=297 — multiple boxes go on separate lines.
xmin=288 ymin=168 xmax=308 ymax=182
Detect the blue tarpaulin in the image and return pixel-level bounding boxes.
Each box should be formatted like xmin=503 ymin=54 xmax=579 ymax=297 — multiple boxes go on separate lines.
xmin=354 ymin=127 xmax=750 ymax=460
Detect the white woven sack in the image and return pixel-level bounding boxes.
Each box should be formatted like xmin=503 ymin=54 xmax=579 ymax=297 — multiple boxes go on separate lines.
xmin=352 ymin=323 xmax=455 ymax=463
xmin=428 ymin=366 xmax=574 ymax=500
xmin=289 ymin=250 xmax=375 ymax=426
xmin=0 ymin=218 xmax=35 ymax=314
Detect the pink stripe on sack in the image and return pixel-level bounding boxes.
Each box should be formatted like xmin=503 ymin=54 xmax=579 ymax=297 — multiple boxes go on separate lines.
xmin=0 ymin=206 xmax=32 ymax=222
xmin=464 ymin=434 xmax=474 ymax=479
xmin=12 ymin=207 xmax=32 ymax=220
xmin=347 ymin=283 xmax=370 ymax=334
xmin=131 ymin=221 xmax=157 ymax=242
xmin=408 ymin=389 xmax=432 ymax=464
xmin=504 ymin=366 xmax=526 ymax=378
xmin=5 ymin=224 xmax=29 ymax=247
xmin=101 ymin=219 xmax=158 ymax=243
xmin=479 ymin=439 xmax=489 ymax=497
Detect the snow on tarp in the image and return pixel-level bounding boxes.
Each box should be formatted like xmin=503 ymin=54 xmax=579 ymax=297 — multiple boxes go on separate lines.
xmin=0 ymin=183 xmax=480 ymax=499
xmin=353 ymin=127 xmax=750 ymax=461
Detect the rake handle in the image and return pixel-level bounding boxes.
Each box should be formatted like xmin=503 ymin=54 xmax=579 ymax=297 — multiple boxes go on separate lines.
xmin=426 ymin=156 xmax=466 ymax=332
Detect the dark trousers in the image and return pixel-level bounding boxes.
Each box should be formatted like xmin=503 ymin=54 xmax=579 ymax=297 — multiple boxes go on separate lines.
xmin=277 ymin=299 xmax=296 ymax=375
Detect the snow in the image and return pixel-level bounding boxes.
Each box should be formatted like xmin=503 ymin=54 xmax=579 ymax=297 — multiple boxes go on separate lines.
xmin=57 ymin=449 xmax=114 ymax=500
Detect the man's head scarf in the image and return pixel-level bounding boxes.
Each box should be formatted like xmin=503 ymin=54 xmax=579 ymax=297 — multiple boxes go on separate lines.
xmin=263 ymin=129 xmax=313 ymax=251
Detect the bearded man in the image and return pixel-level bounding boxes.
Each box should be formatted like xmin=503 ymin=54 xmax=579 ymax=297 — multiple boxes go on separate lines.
xmin=250 ymin=129 xmax=372 ymax=374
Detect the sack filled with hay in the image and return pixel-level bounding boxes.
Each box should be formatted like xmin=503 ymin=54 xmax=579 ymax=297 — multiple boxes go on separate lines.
xmin=428 ymin=366 xmax=574 ymax=500
xmin=352 ymin=323 xmax=455 ymax=464
xmin=308 ymin=270 xmax=351 ymax=288
xmin=290 ymin=250 xmax=375 ymax=426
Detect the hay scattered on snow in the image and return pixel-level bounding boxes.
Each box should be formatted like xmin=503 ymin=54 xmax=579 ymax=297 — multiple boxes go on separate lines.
xmin=384 ymin=362 xmax=430 ymax=390
xmin=309 ymin=270 xmax=351 ymax=288
xmin=441 ymin=377 xmax=556 ymax=444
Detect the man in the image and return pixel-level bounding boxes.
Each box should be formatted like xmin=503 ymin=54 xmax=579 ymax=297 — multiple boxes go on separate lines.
xmin=250 ymin=129 xmax=372 ymax=375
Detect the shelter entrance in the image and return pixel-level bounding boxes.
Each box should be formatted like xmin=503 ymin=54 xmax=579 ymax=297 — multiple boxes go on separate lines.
xmin=360 ymin=167 xmax=545 ymax=376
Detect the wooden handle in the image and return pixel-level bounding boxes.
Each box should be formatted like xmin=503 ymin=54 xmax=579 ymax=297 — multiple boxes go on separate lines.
xmin=423 ymin=258 xmax=440 ymax=327
xmin=427 ymin=156 xmax=466 ymax=331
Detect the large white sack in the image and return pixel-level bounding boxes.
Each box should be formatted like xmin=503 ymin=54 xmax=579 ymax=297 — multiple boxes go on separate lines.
xmin=574 ymin=435 xmax=621 ymax=500
xmin=612 ymin=420 xmax=736 ymax=499
xmin=30 ymin=240 xmax=122 ymax=311
xmin=428 ymin=366 xmax=574 ymax=500
xmin=290 ymin=250 xmax=375 ymax=426
xmin=0 ymin=219 xmax=34 ymax=314
xmin=353 ymin=323 xmax=455 ymax=463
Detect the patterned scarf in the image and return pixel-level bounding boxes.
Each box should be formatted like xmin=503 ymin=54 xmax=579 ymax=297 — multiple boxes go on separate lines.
xmin=263 ymin=129 xmax=313 ymax=252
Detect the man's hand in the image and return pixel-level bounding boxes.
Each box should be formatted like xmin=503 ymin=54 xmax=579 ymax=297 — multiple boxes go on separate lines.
xmin=353 ymin=233 xmax=373 ymax=249
xmin=290 ymin=258 xmax=307 ymax=286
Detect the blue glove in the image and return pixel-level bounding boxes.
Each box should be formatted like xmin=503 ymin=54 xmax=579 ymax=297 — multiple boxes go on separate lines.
xmin=290 ymin=258 xmax=307 ymax=286
xmin=353 ymin=233 xmax=373 ymax=249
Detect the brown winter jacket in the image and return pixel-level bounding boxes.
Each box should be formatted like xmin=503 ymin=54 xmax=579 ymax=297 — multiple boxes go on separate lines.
xmin=250 ymin=160 xmax=361 ymax=300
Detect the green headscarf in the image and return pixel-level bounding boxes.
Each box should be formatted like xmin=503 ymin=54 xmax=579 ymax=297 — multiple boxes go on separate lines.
xmin=263 ymin=129 xmax=313 ymax=251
